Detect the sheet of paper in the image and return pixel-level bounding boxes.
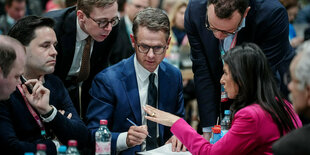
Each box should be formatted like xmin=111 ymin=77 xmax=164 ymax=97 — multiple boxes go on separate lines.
xmin=137 ymin=143 xmax=192 ymax=155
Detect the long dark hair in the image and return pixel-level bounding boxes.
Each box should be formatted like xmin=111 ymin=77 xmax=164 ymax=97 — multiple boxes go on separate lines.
xmin=222 ymin=43 xmax=297 ymax=136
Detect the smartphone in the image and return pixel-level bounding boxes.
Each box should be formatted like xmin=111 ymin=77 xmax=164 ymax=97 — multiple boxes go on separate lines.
xmin=20 ymin=76 xmax=33 ymax=94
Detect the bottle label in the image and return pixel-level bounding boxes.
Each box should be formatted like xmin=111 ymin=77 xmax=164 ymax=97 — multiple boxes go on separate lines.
xmin=221 ymin=85 xmax=228 ymax=102
xmin=96 ymin=142 xmax=111 ymax=154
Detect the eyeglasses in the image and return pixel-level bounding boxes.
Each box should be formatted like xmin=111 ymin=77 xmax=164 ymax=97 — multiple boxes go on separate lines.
xmin=136 ymin=43 xmax=166 ymax=55
xmin=205 ymin=14 xmax=243 ymax=36
xmin=88 ymin=16 xmax=120 ymax=28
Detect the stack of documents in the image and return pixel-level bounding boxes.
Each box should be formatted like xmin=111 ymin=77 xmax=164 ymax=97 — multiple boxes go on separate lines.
xmin=137 ymin=143 xmax=192 ymax=155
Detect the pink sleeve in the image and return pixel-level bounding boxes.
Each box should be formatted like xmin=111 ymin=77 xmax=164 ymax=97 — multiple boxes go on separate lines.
xmin=171 ymin=118 xmax=212 ymax=155
xmin=171 ymin=108 xmax=260 ymax=155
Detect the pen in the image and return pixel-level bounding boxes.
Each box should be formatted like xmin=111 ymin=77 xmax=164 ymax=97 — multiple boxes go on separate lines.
xmin=126 ymin=118 xmax=152 ymax=138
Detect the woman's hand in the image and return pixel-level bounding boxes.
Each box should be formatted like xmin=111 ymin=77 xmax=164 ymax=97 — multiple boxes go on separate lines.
xmin=144 ymin=105 xmax=180 ymax=127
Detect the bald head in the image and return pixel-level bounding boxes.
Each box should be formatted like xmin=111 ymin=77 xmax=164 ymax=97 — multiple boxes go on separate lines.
xmin=0 ymin=35 xmax=25 ymax=100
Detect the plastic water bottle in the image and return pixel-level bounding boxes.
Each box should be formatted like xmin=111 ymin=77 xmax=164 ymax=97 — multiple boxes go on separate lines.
xmin=66 ymin=140 xmax=80 ymax=155
xmin=58 ymin=145 xmax=67 ymax=155
xmin=36 ymin=144 xmax=46 ymax=155
xmin=95 ymin=120 xmax=112 ymax=155
xmin=221 ymin=110 xmax=231 ymax=136
xmin=221 ymin=85 xmax=228 ymax=102
xmin=210 ymin=125 xmax=221 ymax=144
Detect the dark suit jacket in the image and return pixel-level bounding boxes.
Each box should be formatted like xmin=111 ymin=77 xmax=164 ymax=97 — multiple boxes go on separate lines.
xmin=44 ymin=6 xmax=118 ymax=118
xmin=184 ymin=0 xmax=295 ymax=128
xmin=0 ymin=14 xmax=13 ymax=35
xmin=273 ymin=124 xmax=310 ymax=155
xmin=0 ymin=74 xmax=88 ymax=155
xmin=109 ymin=17 xmax=135 ymax=65
xmin=86 ymin=55 xmax=185 ymax=155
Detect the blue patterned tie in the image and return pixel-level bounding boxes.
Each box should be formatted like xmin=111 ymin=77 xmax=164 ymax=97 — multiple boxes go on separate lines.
xmin=146 ymin=73 xmax=158 ymax=150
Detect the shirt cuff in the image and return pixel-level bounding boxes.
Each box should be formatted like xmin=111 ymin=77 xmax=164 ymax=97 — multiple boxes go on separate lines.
xmin=116 ymin=132 xmax=129 ymax=152
xmin=40 ymin=105 xmax=57 ymax=122
xmin=202 ymin=127 xmax=212 ymax=133
xmin=52 ymin=139 xmax=61 ymax=150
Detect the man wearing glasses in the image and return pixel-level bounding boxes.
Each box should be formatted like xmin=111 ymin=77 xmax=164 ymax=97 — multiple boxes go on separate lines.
xmin=109 ymin=0 xmax=150 ymax=65
xmin=86 ymin=8 xmax=185 ymax=155
xmin=185 ymin=0 xmax=294 ymax=141
xmin=44 ymin=0 xmax=119 ymax=120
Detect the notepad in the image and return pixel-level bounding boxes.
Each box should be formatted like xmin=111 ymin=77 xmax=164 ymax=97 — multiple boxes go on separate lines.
xmin=137 ymin=143 xmax=192 ymax=155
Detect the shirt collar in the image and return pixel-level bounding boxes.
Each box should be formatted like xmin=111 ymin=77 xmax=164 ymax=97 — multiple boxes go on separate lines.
xmin=134 ymin=54 xmax=158 ymax=82
xmin=223 ymin=17 xmax=246 ymax=41
xmin=6 ymin=14 xmax=15 ymax=26
xmin=237 ymin=17 xmax=246 ymax=32
xmin=76 ymin=17 xmax=89 ymax=41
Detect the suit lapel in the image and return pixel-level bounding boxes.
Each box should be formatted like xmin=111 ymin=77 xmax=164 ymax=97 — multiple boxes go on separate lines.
xmin=59 ymin=11 xmax=77 ymax=79
xmin=121 ymin=56 xmax=142 ymax=125
xmin=158 ymin=63 xmax=168 ymax=140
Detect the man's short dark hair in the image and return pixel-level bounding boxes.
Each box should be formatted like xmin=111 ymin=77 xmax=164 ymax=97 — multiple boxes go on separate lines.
xmin=8 ymin=15 xmax=54 ymax=46
xmin=132 ymin=8 xmax=170 ymax=40
xmin=66 ymin=0 xmax=77 ymax=7
xmin=77 ymin=0 xmax=116 ymax=17
xmin=208 ymin=0 xmax=249 ymax=19
xmin=0 ymin=36 xmax=18 ymax=78
xmin=5 ymin=0 xmax=25 ymax=7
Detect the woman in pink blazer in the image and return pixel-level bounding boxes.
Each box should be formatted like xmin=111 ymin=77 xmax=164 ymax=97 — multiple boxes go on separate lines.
xmin=144 ymin=43 xmax=302 ymax=155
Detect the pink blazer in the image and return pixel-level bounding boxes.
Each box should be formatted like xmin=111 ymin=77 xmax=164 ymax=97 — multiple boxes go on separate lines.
xmin=171 ymin=104 xmax=302 ymax=155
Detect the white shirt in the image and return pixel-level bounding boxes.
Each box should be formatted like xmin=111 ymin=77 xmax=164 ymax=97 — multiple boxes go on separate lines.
xmin=116 ymin=54 xmax=159 ymax=152
xmin=67 ymin=18 xmax=94 ymax=77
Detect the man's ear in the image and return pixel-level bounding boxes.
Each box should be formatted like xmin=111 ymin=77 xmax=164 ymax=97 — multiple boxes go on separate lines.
xmin=77 ymin=10 xmax=85 ymax=23
xmin=166 ymin=36 xmax=171 ymax=49
xmin=243 ymin=7 xmax=251 ymax=18
xmin=130 ymin=34 xmax=135 ymax=48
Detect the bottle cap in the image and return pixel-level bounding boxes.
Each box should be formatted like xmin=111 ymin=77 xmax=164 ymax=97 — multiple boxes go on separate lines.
xmin=36 ymin=143 xmax=46 ymax=150
xmin=68 ymin=140 xmax=78 ymax=147
xmin=224 ymin=110 xmax=231 ymax=115
xmin=212 ymin=126 xmax=221 ymax=133
xmin=214 ymin=125 xmax=221 ymax=128
xmin=24 ymin=153 xmax=34 ymax=155
xmin=100 ymin=120 xmax=108 ymax=125
xmin=58 ymin=145 xmax=67 ymax=152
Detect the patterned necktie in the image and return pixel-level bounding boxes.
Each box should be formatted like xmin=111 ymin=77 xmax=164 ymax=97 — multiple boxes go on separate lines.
xmin=146 ymin=73 xmax=158 ymax=150
xmin=77 ymin=36 xmax=91 ymax=83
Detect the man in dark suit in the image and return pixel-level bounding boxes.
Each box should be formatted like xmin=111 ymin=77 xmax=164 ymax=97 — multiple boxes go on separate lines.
xmin=185 ymin=0 xmax=294 ymax=140
xmin=86 ymin=8 xmax=185 ymax=155
xmin=44 ymin=0 xmax=119 ymax=120
xmin=0 ymin=16 xmax=88 ymax=154
xmin=272 ymin=41 xmax=310 ymax=155
xmin=0 ymin=0 xmax=26 ymax=35
xmin=109 ymin=0 xmax=149 ymax=65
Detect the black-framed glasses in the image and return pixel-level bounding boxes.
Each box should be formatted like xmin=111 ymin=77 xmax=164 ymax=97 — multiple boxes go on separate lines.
xmin=205 ymin=14 xmax=243 ymax=36
xmin=88 ymin=16 xmax=120 ymax=28
xmin=136 ymin=43 xmax=166 ymax=55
